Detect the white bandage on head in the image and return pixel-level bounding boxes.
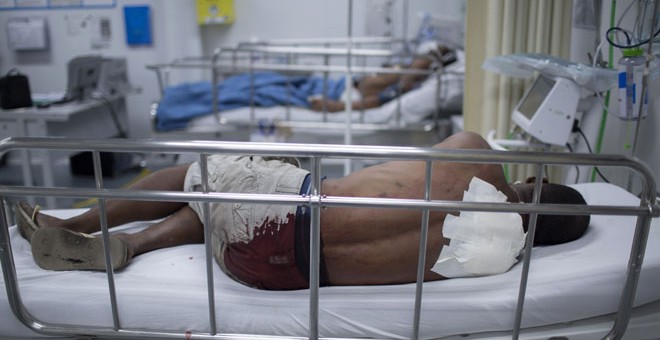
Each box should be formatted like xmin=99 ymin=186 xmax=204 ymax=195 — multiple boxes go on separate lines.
xmin=431 ymin=177 xmax=527 ymax=278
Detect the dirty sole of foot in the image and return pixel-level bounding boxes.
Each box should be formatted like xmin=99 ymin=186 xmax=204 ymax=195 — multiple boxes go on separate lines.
xmin=31 ymin=227 xmax=128 ymax=271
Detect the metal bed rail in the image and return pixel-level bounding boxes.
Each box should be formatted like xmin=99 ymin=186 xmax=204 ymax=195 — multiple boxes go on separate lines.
xmin=216 ymin=44 xmax=449 ymax=132
xmin=239 ymin=36 xmax=408 ymax=45
xmin=236 ymin=36 xmax=413 ymax=54
xmin=145 ymin=43 xmax=458 ymax=143
xmin=3 ymin=137 xmax=657 ymax=340
xmin=145 ymin=45 xmax=429 ymax=95
xmin=235 ymin=37 xmax=414 ymax=62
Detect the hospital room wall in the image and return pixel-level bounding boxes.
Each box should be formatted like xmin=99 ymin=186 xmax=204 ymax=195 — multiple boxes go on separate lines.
xmin=197 ymin=0 xmax=465 ymax=57
xmin=569 ymin=0 xmax=660 ymax=193
xmin=0 ymin=0 xmax=463 ymax=140
xmin=0 ymin=1 xmax=203 ymax=139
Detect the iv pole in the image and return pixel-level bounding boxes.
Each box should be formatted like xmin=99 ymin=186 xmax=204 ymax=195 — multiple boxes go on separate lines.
xmin=627 ymin=0 xmax=658 ymax=192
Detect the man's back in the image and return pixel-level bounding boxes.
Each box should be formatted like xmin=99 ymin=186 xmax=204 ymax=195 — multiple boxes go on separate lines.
xmin=318 ymin=132 xmax=518 ymax=286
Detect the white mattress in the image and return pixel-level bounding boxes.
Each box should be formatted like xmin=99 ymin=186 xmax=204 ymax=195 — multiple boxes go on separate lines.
xmin=1 ymin=182 xmax=660 ymax=339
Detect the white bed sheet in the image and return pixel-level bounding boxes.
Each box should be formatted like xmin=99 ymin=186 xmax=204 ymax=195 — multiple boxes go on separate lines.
xmin=1 ymin=182 xmax=659 ymax=339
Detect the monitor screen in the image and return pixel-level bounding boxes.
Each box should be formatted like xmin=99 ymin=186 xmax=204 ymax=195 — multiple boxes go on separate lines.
xmin=65 ymin=56 xmax=102 ymax=101
xmin=510 ymin=75 xmax=581 ymax=146
xmin=517 ymin=76 xmax=556 ymax=119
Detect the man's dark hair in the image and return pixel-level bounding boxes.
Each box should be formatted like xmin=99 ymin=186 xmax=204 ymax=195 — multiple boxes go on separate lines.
xmin=519 ymin=184 xmax=590 ymax=246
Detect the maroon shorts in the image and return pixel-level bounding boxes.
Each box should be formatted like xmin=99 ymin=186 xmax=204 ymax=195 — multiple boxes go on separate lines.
xmin=223 ymin=174 xmax=329 ymax=290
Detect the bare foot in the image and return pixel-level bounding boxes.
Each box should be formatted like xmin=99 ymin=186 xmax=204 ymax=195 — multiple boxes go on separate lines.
xmin=112 ymin=232 xmax=137 ymax=260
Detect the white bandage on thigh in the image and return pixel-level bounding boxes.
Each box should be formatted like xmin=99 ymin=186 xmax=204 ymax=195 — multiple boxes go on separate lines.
xmin=431 ymin=177 xmax=526 ymax=278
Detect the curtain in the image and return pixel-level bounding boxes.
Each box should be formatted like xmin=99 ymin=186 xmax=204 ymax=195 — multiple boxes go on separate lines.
xmin=463 ymin=0 xmax=572 ymax=182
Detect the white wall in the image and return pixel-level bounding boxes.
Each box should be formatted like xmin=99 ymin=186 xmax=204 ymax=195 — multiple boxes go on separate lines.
xmin=0 ymin=1 xmax=202 ymax=138
xmin=198 ymin=0 xmax=464 ymax=55
xmin=0 ymin=0 xmax=464 ymax=139
xmin=569 ymin=0 xmax=659 ymax=192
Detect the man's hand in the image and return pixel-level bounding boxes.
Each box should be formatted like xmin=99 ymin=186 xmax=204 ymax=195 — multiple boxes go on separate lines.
xmin=308 ymin=97 xmax=345 ymax=112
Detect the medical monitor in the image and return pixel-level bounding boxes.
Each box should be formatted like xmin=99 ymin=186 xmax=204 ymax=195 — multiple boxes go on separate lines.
xmin=64 ymin=55 xmax=103 ymax=102
xmin=511 ymin=75 xmax=580 ymax=146
xmin=61 ymin=56 xmax=129 ymax=103
xmin=96 ymin=58 xmax=129 ymax=98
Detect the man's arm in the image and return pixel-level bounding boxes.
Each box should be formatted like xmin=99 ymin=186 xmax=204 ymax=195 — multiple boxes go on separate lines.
xmin=308 ymin=96 xmax=381 ymax=112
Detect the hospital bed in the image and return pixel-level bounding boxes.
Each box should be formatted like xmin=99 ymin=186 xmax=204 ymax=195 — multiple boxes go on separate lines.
xmin=1 ymin=136 xmax=659 ymax=339
xmin=146 ymin=39 xmax=465 ymax=147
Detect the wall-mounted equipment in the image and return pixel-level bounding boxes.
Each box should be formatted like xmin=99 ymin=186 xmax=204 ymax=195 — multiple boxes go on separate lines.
xmin=481 ymin=54 xmax=613 ymax=150
xmin=60 ymin=55 xmax=129 ymax=103
xmin=6 ymin=17 xmax=49 ymax=51
xmin=196 ymin=0 xmax=234 ymax=25
xmin=123 ymin=6 xmax=152 ymax=46
xmin=510 ymin=75 xmax=580 ymax=146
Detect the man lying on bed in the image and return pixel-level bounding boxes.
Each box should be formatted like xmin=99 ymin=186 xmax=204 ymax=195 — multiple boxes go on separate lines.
xmin=307 ymin=44 xmax=458 ymax=112
xmin=16 ymin=131 xmax=589 ymax=290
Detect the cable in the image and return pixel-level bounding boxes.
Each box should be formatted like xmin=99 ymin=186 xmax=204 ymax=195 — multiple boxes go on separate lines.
xmin=606 ymin=0 xmax=660 ymax=49
xmin=614 ymin=0 xmax=638 ymax=45
xmin=575 ymin=126 xmax=611 ymax=183
xmin=605 ymin=1 xmax=660 ymax=49
xmin=89 ymin=93 xmax=128 ymax=138
xmin=565 ymin=143 xmax=581 ymax=184
xmin=606 ymin=25 xmax=660 ymax=48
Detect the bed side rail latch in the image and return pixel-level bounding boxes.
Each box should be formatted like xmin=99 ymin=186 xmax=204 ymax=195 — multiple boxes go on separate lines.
xmin=651 ymin=200 xmax=660 ymax=218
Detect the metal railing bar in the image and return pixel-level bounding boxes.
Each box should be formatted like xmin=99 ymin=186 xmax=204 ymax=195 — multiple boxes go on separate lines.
xmin=345 ymin=0 xmax=354 ymax=156
xmin=203 ymin=121 xmax=437 ymax=133
xmin=412 ymin=160 xmax=433 ymax=339
xmin=0 ymin=186 xmax=655 ymax=217
xmin=200 ymin=154 xmax=218 ymax=335
xmin=308 ymin=156 xmax=322 ymax=340
xmin=0 ymin=200 xmax=44 ymax=334
xmin=148 ymin=61 xmax=437 ymax=77
xmin=141 ymin=120 xmax=438 ymax=134
xmin=211 ymin=52 xmax=220 ymax=122
xmin=239 ymin=36 xmax=406 ymax=45
xmin=226 ymin=63 xmax=436 ymax=77
xmin=606 ymin=213 xmax=654 ymax=339
xmin=1 ymin=185 xmax=655 ymax=219
xmin=512 ymin=165 xmax=545 ymax=339
xmin=0 ymin=143 xmax=653 ymax=195
xmin=93 ymin=151 xmax=122 ymax=331
xmin=0 ymin=137 xmax=656 ymax=173
xmin=234 ymin=45 xmax=394 ymax=57
xmin=0 ymin=318 xmax=321 ymax=340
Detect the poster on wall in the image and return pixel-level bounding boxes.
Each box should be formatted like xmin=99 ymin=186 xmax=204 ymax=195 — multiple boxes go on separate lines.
xmin=123 ymin=5 xmax=152 ymax=46
xmin=0 ymin=0 xmax=115 ymax=10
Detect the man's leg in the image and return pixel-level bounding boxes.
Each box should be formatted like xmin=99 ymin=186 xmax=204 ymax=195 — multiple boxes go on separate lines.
xmin=117 ymin=204 xmax=204 ymax=258
xmin=20 ymin=164 xmax=192 ymax=235
xmin=30 ymin=205 xmax=205 ymax=271
xmin=27 ymin=164 xmax=206 ymax=271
